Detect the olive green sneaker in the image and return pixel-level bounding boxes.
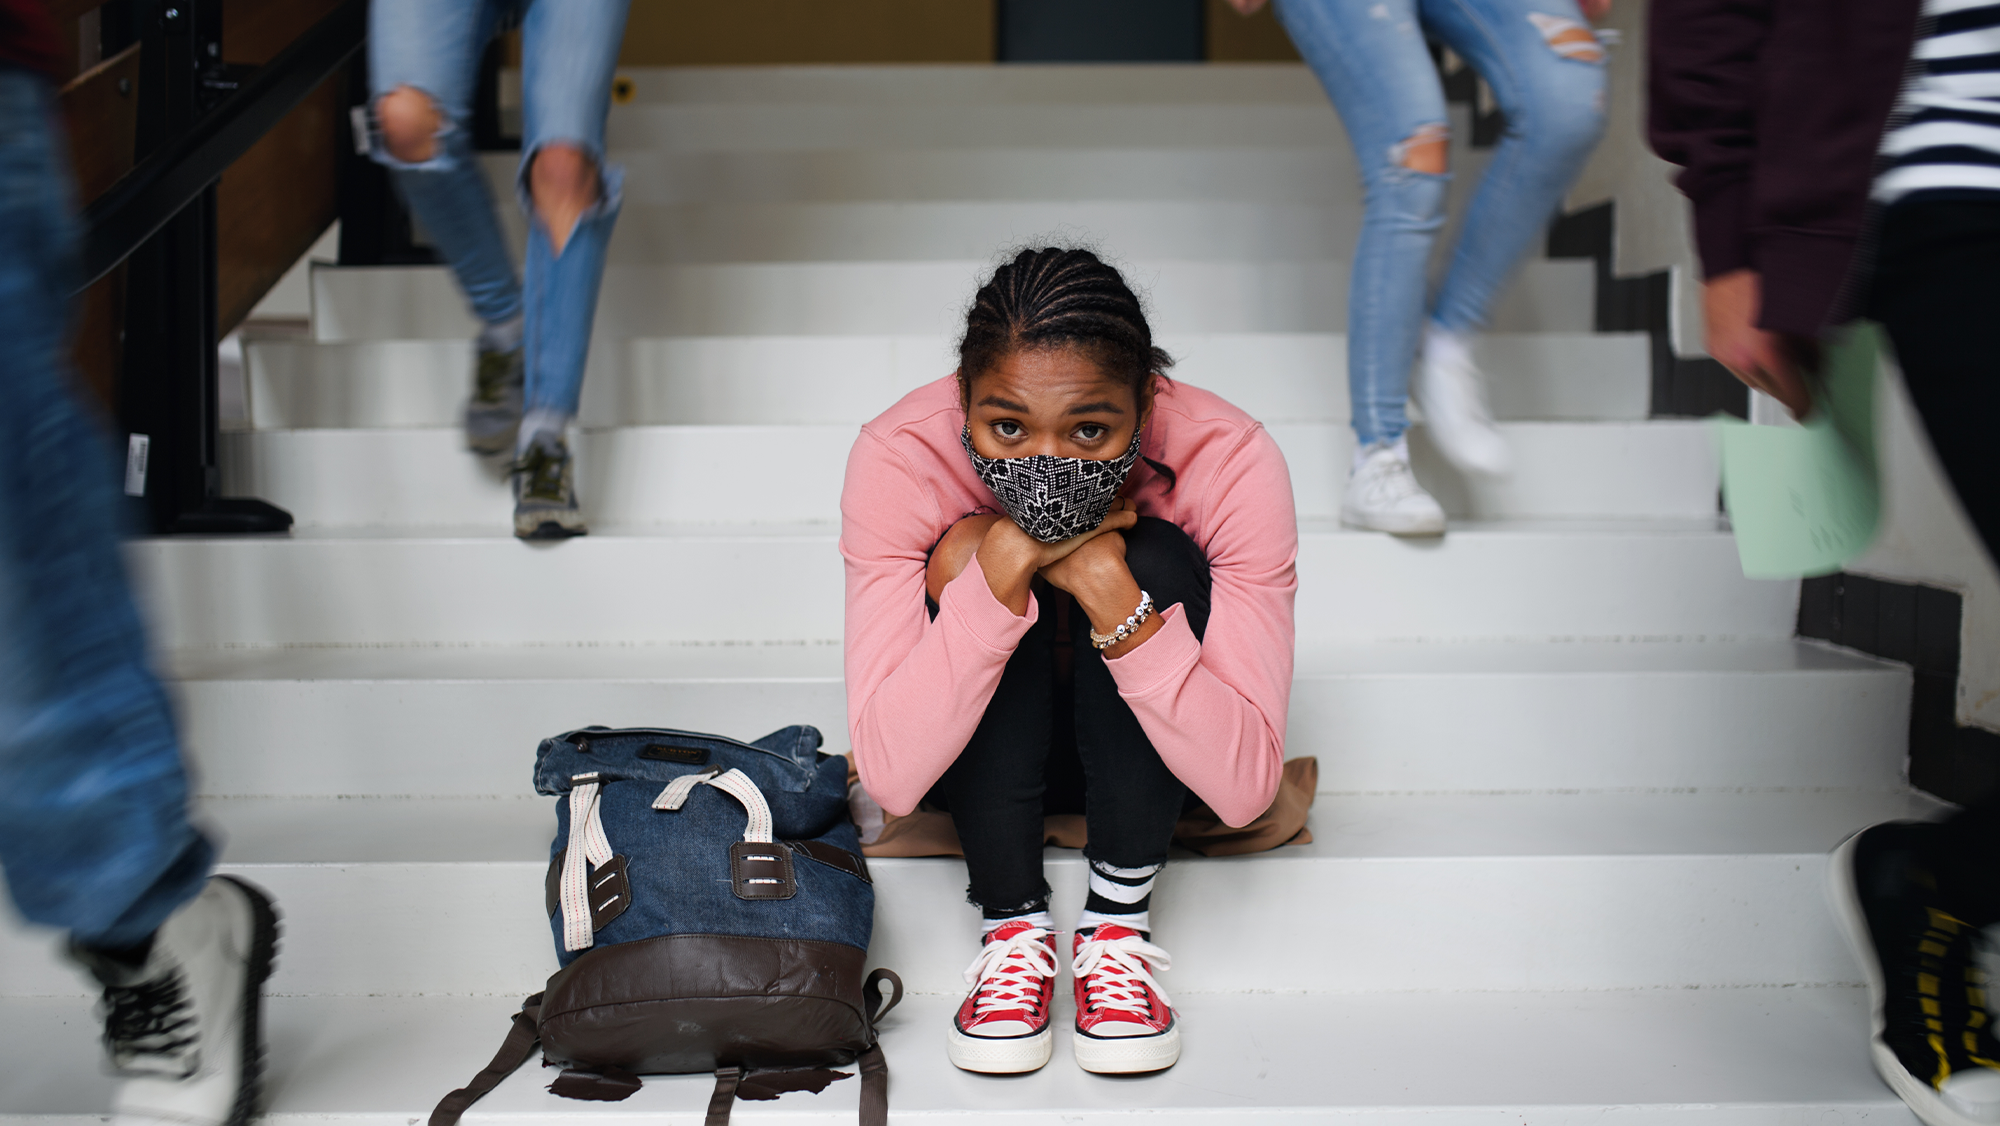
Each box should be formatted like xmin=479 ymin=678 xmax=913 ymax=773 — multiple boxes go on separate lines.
xmin=465 ymin=344 xmax=523 ymax=456
xmin=511 ymin=436 xmax=588 ymax=540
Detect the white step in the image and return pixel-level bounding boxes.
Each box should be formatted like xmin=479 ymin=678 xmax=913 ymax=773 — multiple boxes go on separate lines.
xmin=0 ymin=789 xmax=1941 ymax=998
xmin=602 ymin=103 xmax=1349 ymax=152
xmin=562 ymin=201 xmax=1360 ymax=264
xmin=0 ymin=988 xmax=1916 ymax=1124
xmin=158 ymin=639 xmax=1904 ymax=799
xmin=127 ymin=521 xmax=1795 ymax=650
xmin=305 ymin=258 xmax=1596 ymax=341
xmin=596 ymin=147 xmax=1371 ymax=206
xmin=600 ymin=64 xmax=1330 ymax=107
xmin=220 ymin=421 xmax=1715 ymax=528
xmin=247 ymin=333 xmax=1647 ymax=430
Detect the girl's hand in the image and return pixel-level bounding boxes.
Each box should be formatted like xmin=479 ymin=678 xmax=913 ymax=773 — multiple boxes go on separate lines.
xmin=1578 ymin=0 xmax=1611 ymax=20
xmin=975 ymin=501 xmax=1138 ymax=616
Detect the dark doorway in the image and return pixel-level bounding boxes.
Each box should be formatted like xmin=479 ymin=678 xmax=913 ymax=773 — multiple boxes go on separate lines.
xmin=997 ymin=0 xmax=1205 ymax=62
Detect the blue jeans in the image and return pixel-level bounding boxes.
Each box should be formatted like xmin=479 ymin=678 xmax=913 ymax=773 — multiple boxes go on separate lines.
xmin=369 ymin=0 xmax=630 ymax=422
xmin=0 ymin=70 xmax=212 ymax=950
xmin=1276 ymin=0 xmax=1606 ymax=447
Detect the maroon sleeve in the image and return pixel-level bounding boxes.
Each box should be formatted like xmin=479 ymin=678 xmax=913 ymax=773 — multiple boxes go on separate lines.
xmin=1649 ymin=0 xmax=1922 ymax=337
xmin=1646 ymin=0 xmax=1770 ymax=284
xmin=0 ymin=0 xmax=66 ymax=81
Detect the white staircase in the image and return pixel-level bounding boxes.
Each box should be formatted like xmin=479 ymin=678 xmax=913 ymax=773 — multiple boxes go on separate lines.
xmin=0 ymin=64 xmax=1938 ymax=1123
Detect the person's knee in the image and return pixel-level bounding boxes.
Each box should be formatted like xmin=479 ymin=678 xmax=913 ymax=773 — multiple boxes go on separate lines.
xmin=377 ymin=86 xmax=442 ymax=164
xmin=1121 ymin=517 xmax=1208 ymax=599
xmin=528 ymin=144 xmax=599 ymax=210
xmin=1392 ymin=122 xmax=1451 ymax=176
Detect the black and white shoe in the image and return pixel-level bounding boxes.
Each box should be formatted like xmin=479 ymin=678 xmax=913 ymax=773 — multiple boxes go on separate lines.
xmin=72 ymin=877 xmax=281 ymax=1126
xmin=1831 ymin=822 xmax=2000 ymax=1126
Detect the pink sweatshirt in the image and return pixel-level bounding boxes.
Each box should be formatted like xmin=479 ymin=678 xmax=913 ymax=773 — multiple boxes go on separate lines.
xmin=840 ymin=375 xmax=1298 ymax=828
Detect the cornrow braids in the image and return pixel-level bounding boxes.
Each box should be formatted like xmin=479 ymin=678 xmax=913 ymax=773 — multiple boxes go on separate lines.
xmin=958 ymin=247 xmax=1180 ymax=489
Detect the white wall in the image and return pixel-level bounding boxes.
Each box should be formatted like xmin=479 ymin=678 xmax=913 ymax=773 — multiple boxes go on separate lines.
xmin=1568 ymin=0 xmax=2000 ymax=736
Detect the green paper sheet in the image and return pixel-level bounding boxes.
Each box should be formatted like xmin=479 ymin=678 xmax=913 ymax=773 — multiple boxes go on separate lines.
xmin=1714 ymin=322 xmax=1882 ymax=580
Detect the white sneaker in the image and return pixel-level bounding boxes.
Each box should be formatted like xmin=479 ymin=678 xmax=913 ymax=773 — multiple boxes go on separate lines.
xmin=1341 ymin=437 xmax=1447 ymax=536
xmin=1415 ymin=323 xmax=1512 ymax=477
xmin=73 ymin=877 xmax=281 ymax=1126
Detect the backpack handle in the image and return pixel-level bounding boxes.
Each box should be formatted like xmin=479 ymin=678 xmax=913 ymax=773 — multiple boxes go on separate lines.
xmin=656 ymin=768 xmax=798 ymax=900
xmin=654 ymin=767 xmax=774 ymax=843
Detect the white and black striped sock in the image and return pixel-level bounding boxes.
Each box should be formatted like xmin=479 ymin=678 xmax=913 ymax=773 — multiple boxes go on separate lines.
xmin=1076 ymin=859 xmax=1160 ymax=936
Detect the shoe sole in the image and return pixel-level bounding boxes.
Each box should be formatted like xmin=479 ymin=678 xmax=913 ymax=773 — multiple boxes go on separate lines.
xmin=1825 ymin=829 xmax=1990 ymax=1126
xmin=514 ymin=518 xmax=589 ymax=541
xmin=1072 ymin=1024 xmax=1180 ymax=1074
xmin=1340 ymin=510 xmax=1446 ymax=537
xmin=945 ymin=1024 xmax=1053 ymax=1074
xmin=216 ymin=876 xmax=281 ymax=1126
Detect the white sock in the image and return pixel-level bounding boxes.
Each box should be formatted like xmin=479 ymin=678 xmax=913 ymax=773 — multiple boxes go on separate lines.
xmin=981 ymin=910 xmax=1053 ymax=936
xmin=478 ymin=314 xmax=523 ymax=353
xmin=1076 ymin=907 xmax=1150 ymax=936
xmin=1352 ymin=433 xmax=1411 ymax=473
xmin=516 ymin=409 xmax=571 ymax=456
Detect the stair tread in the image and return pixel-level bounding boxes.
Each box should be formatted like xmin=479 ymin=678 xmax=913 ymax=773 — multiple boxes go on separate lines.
xmin=158 ymin=637 xmax=1888 ymax=682
xmin=182 ymin=789 xmax=1943 ymax=864
xmin=0 ymin=989 xmax=1908 ymax=1120
xmin=145 ymin=516 xmax=1735 ymax=544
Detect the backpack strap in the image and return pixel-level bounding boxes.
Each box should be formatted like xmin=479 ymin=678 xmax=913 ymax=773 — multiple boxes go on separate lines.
xmin=858 ymin=968 xmax=902 ymax=1126
xmin=857 ymin=1043 xmax=889 ymax=1126
xmin=430 ymin=994 xmax=543 ymax=1126
xmin=706 ymin=1066 xmax=744 ymax=1126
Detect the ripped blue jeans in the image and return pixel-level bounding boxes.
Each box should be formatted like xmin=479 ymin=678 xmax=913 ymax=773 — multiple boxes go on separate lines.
xmin=1275 ymin=0 xmax=1606 ymax=447
xmin=368 ymin=0 xmax=630 ymax=423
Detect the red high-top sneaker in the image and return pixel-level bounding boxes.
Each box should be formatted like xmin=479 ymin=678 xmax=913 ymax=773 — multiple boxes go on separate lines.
xmin=946 ymin=921 xmax=1058 ymax=1073
xmin=1070 ymin=924 xmax=1179 ymax=1074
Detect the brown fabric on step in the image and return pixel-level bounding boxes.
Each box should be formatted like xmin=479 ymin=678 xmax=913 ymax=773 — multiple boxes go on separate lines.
xmin=1176 ymin=756 xmax=1318 ymax=857
xmin=539 ymin=934 xmax=872 ymax=1073
xmin=850 ymin=756 xmax=1317 ymax=859
xmin=547 ymin=1065 xmax=642 ymax=1101
xmin=736 ymin=1068 xmax=852 ymax=1100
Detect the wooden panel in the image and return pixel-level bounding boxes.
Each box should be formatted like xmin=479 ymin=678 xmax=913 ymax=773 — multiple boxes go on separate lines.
xmin=1205 ymin=0 xmax=1299 ymax=61
xmin=58 ymin=43 xmax=139 ymax=206
xmin=618 ymin=0 xmax=994 ymax=65
xmin=59 ymin=44 xmax=140 ymax=411
xmin=221 ymin=0 xmax=345 ymax=65
xmin=215 ymin=75 xmax=339 ymax=336
xmin=213 ymin=0 xmax=346 ymax=335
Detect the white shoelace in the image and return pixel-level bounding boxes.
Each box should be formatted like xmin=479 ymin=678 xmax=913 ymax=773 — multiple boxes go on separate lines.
xmin=1072 ymin=932 xmax=1174 ymax=1018
xmin=962 ymin=927 xmax=1057 ymax=1017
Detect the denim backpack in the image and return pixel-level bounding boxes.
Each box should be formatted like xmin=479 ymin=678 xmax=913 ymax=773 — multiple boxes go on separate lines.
xmin=430 ymin=725 xmax=902 ymax=1126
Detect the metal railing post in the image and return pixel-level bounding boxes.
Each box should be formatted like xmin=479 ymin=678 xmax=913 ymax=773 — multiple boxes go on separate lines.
xmin=115 ymin=0 xmax=293 ymax=534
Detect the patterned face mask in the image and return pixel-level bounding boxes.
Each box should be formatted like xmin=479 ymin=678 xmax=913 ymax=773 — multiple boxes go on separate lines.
xmin=960 ymin=425 xmax=1145 ymax=543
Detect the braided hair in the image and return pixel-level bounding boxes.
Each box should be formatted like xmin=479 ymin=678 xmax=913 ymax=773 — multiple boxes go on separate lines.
xmin=958 ymin=247 xmax=1178 ymax=487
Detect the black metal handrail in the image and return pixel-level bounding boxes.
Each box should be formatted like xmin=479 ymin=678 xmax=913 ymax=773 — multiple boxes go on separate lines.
xmin=75 ymin=0 xmax=365 ymax=293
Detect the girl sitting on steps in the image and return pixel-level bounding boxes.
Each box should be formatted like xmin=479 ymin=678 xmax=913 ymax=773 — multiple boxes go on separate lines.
xmin=840 ymin=247 xmax=1299 ymax=1076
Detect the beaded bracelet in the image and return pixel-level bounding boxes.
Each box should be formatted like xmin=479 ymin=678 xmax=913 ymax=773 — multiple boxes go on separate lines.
xmin=1089 ymin=590 xmax=1155 ymax=651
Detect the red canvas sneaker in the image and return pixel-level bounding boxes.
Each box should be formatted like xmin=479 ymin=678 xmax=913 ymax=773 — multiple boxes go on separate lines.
xmin=1070 ymin=924 xmax=1180 ymax=1074
xmin=946 ymin=921 xmax=1058 ymax=1073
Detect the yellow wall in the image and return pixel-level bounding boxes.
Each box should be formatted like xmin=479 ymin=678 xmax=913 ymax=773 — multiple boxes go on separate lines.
xmin=608 ymin=0 xmax=1299 ymax=65
xmin=1206 ymin=0 xmax=1299 ymax=62
xmin=617 ymin=0 xmax=994 ymax=65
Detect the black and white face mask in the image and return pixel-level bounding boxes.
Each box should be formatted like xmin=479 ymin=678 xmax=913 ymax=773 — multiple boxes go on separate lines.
xmin=960 ymin=425 xmax=1145 ymax=543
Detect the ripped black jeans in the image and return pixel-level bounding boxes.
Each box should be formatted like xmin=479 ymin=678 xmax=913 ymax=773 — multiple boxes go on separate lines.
xmin=925 ymin=517 xmax=1212 ymax=917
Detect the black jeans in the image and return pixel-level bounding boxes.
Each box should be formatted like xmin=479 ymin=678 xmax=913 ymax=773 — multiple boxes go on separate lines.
xmin=1868 ymin=198 xmax=2000 ymax=925
xmin=925 ymin=517 xmax=1212 ymax=916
